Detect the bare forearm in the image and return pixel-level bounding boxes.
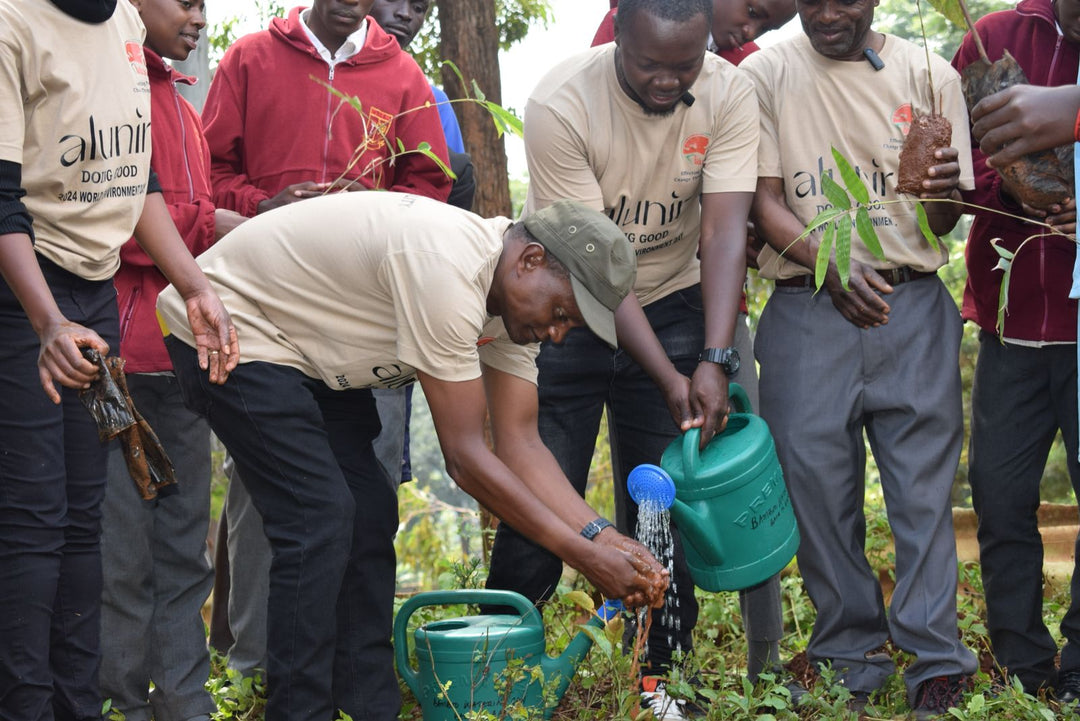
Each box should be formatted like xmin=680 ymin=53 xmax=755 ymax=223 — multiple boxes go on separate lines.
xmin=614 ymin=294 xmax=682 ymax=388
xmin=751 ymin=181 xmax=818 ymax=272
xmin=133 ymin=193 xmax=212 ymax=298
xmin=0 ymin=233 xmax=64 ymax=334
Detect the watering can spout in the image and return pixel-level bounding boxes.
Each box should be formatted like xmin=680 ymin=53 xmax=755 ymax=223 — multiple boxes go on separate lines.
xmin=669 ymin=495 xmax=726 ymax=566
xmin=542 ymin=599 xmax=622 ymax=709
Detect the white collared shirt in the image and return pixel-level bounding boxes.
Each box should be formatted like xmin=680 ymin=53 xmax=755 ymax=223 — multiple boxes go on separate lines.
xmin=300 ymin=9 xmax=368 ymax=64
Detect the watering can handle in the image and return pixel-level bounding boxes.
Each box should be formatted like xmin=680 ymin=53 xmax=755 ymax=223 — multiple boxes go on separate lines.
xmin=729 ymin=382 xmax=751 ymax=414
xmin=392 ymin=589 xmax=543 ymax=695
xmin=681 ymin=382 xmax=751 ymax=474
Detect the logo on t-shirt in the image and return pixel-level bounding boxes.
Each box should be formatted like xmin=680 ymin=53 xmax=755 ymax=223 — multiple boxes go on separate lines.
xmin=364 ymin=107 xmax=395 ymax=150
xmin=125 ymin=41 xmax=147 ymax=77
xmin=682 ymin=134 xmax=709 ymax=166
xmin=891 ymin=104 xmax=913 ymax=137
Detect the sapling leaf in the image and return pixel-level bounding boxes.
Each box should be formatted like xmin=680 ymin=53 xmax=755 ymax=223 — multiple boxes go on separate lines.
xmin=990 ymin=237 xmax=1015 ymax=261
xmin=484 ymin=102 xmax=524 ymax=138
xmin=821 ymin=173 xmax=851 ymax=210
xmin=915 ymin=201 xmax=940 ymax=252
xmin=797 ymin=207 xmax=845 ymax=241
xmin=415 ymin=142 xmax=457 ymax=180
xmin=471 ymin=79 xmax=487 ymax=103
xmin=815 ymin=222 xmax=835 ymax=290
xmin=831 ymin=147 xmax=870 ymax=205
xmin=836 ymin=215 xmax=852 ymax=290
xmin=855 ymin=206 xmax=886 ymax=261
xmin=927 ymin=0 xmax=968 ymax=30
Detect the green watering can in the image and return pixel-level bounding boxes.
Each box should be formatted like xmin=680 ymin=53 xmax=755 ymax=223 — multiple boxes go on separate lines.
xmin=394 ymin=589 xmax=616 ymax=720
xmin=628 ymin=383 xmax=799 ymax=592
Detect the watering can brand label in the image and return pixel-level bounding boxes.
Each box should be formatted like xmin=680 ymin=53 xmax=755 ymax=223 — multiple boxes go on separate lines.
xmin=733 ymin=469 xmax=789 ymax=530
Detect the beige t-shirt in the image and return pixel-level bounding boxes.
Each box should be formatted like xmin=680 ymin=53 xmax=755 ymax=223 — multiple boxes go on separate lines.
xmin=740 ymin=33 xmax=974 ymax=279
xmin=522 ymin=44 xmax=759 ymax=306
xmin=0 ymin=0 xmax=151 ymax=280
xmin=157 ymin=192 xmax=539 ymax=389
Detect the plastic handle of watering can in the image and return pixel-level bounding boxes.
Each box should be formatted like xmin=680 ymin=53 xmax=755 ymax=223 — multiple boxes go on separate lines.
xmin=392 ymin=589 xmax=543 ymax=694
xmin=728 ymin=382 xmax=751 ymax=414
xmin=681 ymin=382 xmax=751 ymax=474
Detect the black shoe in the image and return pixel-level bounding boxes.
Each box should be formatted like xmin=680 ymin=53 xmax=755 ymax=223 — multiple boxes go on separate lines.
xmin=1057 ymin=668 xmax=1080 ymax=704
xmin=910 ymin=675 xmax=970 ymax=720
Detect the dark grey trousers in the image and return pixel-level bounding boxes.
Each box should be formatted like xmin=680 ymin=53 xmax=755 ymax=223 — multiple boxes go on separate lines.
xmin=756 ymin=277 xmax=977 ymax=696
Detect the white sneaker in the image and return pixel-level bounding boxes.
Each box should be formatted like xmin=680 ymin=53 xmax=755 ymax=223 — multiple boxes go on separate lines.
xmin=640 ymin=677 xmax=688 ymax=720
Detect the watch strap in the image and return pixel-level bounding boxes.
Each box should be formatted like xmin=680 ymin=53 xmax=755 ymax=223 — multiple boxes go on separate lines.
xmin=580 ymin=517 xmax=614 ymax=540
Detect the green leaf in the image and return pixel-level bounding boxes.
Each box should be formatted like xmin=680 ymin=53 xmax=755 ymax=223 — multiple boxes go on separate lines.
xmin=990 ymin=237 xmax=1015 ymax=261
xmin=926 ymin=0 xmax=968 ymax=30
xmin=835 ymin=215 xmax=852 ymax=291
xmin=415 ymin=143 xmax=456 ymax=180
xmin=815 ymin=222 xmax=835 ymax=290
xmin=484 ymin=101 xmax=524 ymax=138
xmin=470 ymin=79 xmax=487 ymax=103
xmin=796 ymin=207 xmax=845 ymax=242
xmin=996 ymin=253 xmax=1012 ymax=337
xmin=915 ymin=201 xmax=940 ymax=252
xmin=855 ymin=206 xmax=886 ymax=261
xmin=562 ymin=589 xmax=595 ymax=613
xmin=821 ymin=173 xmax=851 ymax=210
xmin=831 ymin=146 xmax=870 ymax=205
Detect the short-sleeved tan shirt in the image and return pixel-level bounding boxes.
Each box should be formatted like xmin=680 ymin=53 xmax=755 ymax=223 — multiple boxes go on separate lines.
xmin=0 ymin=0 xmax=151 ymax=280
xmin=740 ymin=33 xmax=975 ymax=279
xmin=522 ymin=44 xmax=759 ymax=306
xmin=157 ymin=192 xmax=539 ymax=389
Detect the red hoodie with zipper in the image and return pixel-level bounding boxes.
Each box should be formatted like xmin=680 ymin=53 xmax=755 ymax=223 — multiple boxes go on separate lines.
xmin=115 ymin=47 xmax=217 ymax=373
xmin=952 ymin=0 xmax=1079 ymax=342
xmin=203 ymin=7 xmax=450 ymax=217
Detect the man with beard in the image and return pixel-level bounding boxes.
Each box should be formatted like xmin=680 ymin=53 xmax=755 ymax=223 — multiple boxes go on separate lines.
xmin=741 ymin=0 xmax=977 ymax=715
xmin=485 ymin=0 xmax=757 ymax=717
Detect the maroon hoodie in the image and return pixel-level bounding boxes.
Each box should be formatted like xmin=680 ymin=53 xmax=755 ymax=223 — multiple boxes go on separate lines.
xmin=952 ymin=0 xmax=1079 ymax=342
xmin=203 ymin=6 xmax=451 ymax=217
xmin=115 ymin=47 xmax=216 ymax=372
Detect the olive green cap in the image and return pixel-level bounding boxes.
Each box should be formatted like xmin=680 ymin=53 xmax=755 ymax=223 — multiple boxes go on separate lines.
xmin=523 ymin=199 xmax=636 ymax=347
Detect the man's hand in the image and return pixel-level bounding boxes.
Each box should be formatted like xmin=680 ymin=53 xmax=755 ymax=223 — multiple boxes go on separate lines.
xmin=1045 ymin=198 xmax=1077 ymax=236
xmin=182 ymin=289 xmax=239 ymax=384
xmin=213 ymin=208 xmax=248 ymax=240
xmin=657 ymin=373 xmax=696 ymax=433
xmin=257 ymin=181 xmax=336 ymax=214
xmin=689 ymin=360 xmax=729 ymax=448
xmin=592 ymin=527 xmax=670 ymax=608
xmin=920 ymin=147 xmax=962 ymax=199
xmin=823 ymin=259 xmax=893 ymax=329
xmin=37 ymin=319 xmax=110 ymax=404
xmin=971 ymin=84 xmax=1080 ymax=169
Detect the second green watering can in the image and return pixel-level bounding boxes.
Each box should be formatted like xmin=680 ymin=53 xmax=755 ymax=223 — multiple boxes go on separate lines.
xmin=632 ymin=383 xmax=799 ymax=592
xmin=394 ymin=589 xmax=616 ymax=720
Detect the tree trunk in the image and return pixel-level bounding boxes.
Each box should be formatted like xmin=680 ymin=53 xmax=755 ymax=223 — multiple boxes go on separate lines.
xmin=437 ymin=0 xmax=513 ymax=218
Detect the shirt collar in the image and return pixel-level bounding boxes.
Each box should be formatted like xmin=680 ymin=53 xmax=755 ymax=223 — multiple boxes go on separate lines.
xmin=300 ymin=9 xmax=368 ymax=64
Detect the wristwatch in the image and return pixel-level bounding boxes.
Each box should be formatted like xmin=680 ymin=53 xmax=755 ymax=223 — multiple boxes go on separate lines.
xmin=699 ymin=346 xmax=740 ymax=377
xmin=580 ymin=517 xmax=614 ymax=540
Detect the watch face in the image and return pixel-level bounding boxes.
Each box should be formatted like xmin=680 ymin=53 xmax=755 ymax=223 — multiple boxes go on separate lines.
xmin=725 ymin=349 xmax=741 ymax=375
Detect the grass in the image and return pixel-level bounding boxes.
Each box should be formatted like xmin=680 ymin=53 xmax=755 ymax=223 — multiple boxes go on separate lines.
xmin=177 ymin=554 xmax=1078 ymax=720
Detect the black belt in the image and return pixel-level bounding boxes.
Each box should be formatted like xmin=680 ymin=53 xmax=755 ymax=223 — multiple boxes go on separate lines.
xmin=774 ymin=266 xmax=936 ymax=288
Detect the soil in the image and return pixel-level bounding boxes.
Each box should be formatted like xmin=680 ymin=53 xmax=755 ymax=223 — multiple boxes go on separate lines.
xmin=897 ymin=111 xmax=954 ymax=196
xmin=961 ymin=50 xmax=1073 ymax=210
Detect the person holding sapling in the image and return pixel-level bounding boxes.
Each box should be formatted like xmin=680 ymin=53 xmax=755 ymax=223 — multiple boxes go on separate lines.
xmin=741 ymin=0 xmax=977 ymax=716
xmin=201 ymin=0 xmax=450 ymax=681
xmin=952 ymin=0 xmax=1080 ymax=700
